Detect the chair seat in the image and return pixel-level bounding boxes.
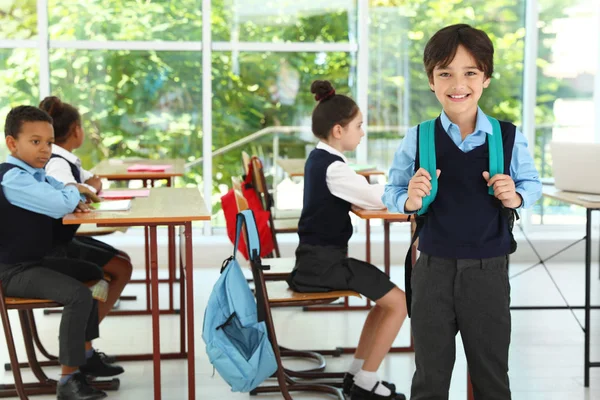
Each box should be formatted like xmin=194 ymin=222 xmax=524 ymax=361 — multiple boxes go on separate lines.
xmin=272 ymin=209 xmax=302 ymax=220
xmin=273 ymin=218 xmax=298 ymax=233
xmin=266 ymin=281 xmax=361 ymax=304
xmin=76 ymin=225 xmax=128 ymax=237
xmin=263 ymin=257 xmax=295 ymax=275
xmin=4 ymin=274 xmax=111 ymax=307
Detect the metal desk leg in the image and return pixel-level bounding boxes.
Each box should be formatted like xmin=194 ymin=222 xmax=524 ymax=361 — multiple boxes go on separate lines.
xmin=184 ymin=221 xmax=196 ymax=399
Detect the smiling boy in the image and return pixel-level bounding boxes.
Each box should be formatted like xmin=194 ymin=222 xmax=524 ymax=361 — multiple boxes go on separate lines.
xmin=382 ymin=24 xmax=542 ymax=399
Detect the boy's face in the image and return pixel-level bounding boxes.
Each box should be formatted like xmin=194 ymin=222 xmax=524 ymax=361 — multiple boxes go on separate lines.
xmin=5 ymin=121 xmax=55 ymax=169
xmin=429 ymin=45 xmax=490 ymax=118
xmin=338 ymin=111 xmax=364 ymax=152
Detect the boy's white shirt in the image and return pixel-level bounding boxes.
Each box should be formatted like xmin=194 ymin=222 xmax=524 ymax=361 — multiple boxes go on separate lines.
xmin=316 ymin=141 xmax=385 ymax=210
xmin=45 ymin=144 xmax=97 ymax=193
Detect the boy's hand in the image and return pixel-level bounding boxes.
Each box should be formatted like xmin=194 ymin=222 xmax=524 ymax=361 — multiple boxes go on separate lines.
xmin=405 ymin=168 xmax=442 ymax=212
xmin=74 ymin=201 xmax=91 ymax=213
xmin=84 ymin=175 xmax=102 ymax=193
xmin=482 ymin=171 xmax=522 ymax=209
xmin=76 ymin=184 xmax=102 ymax=203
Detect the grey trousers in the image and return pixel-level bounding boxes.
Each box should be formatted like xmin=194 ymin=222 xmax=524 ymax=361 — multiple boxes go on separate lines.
xmin=0 ymin=257 xmax=103 ymax=367
xmin=410 ymin=253 xmax=511 ymax=400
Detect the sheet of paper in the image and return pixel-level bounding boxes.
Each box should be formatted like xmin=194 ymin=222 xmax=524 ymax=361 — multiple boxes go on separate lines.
xmin=91 ymin=200 xmax=132 ymax=211
xmin=100 ymin=189 xmax=150 ymax=199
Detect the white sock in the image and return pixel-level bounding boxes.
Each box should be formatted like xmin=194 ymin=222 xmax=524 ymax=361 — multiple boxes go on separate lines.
xmin=348 ymin=358 xmax=364 ymax=375
xmin=354 ymin=369 xmax=391 ymax=396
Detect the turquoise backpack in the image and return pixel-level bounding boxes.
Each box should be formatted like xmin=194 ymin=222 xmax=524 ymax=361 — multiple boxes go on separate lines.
xmin=404 ymin=116 xmax=518 ymax=317
xmin=417 ymin=115 xmax=505 ymax=215
xmin=202 ymin=210 xmax=278 ymax=392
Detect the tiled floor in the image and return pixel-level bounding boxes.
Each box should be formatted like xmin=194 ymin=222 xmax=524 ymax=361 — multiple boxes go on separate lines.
xmin=2 ymin=262 xmax=600 ymax=399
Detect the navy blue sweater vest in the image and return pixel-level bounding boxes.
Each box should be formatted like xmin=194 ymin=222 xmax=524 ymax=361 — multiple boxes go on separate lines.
xmin=416 ymin=118 xmax=516 ymax=259
xmin=50 ymin=153 xmax=82 ymax=183
xmin=0 ymin=163 xmax=57 ymax=264
xmin=298 ymin=149 xmax=352 ymax=248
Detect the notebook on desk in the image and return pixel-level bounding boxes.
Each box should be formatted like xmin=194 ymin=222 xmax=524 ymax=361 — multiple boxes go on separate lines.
xmin=550 ymin=142 xmax=600 ymax=195
xmin=126 ymin=164 xmax=172 ymax=172
xmin=91 ymin=200 xmax=132 ymax=212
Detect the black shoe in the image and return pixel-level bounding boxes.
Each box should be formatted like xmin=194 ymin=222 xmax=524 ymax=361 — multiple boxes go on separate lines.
xmin=350 ymin=381 xmax=406 ymax=400
xmin=80 ymin=350 xmax=124 ymax=377
xmin=343 ymin=373 xmax=397 ymax=397
xmin=57 ymin=372 xmax=107 ymax=400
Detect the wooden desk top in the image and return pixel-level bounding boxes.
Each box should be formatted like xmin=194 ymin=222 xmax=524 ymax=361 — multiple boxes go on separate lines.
xmin=91 ymin=158 xmax=185 ymax=180
xmin=277 ymin=158 xmax=385 ymax=178
xmin=542 ymin=186 xmax=600 ymax=210
xmin=351 ymin=206 xmax=410 ymax=221
xmin=63 ymin=187 xmax=211 ymax=225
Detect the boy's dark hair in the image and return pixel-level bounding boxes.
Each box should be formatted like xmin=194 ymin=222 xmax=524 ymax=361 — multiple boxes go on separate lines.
xmin=423 ymin=24 xmax=494 ymax=82
xmin=39 ymin=96 xmax=81 ymax=144
xmin=4 ymin=106 xmax=53 ymax=139
xmin=311 ymin=80 xmax=359 ymax=140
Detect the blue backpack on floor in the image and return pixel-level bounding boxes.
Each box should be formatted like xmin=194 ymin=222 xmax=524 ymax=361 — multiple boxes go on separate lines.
xmin=202 ymin=210 xmax=277 ymax=392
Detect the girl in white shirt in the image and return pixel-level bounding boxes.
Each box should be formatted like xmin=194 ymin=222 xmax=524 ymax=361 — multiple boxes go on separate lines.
xmin=286 ymin=81 xmax=407 ymax=400
xmin=40 ymin=96 xmax=133 ymax=324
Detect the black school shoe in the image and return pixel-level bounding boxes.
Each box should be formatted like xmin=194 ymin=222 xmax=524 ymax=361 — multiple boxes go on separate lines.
xmin=350 ymin=381 xmax=406 ymax=400
xmin=79 ymin=350 xmax=124 ymax=377
xmin=56 ymin=372 xmax=107 ymax=400
xmin=343 ymin=373 xmax=397 ymax=397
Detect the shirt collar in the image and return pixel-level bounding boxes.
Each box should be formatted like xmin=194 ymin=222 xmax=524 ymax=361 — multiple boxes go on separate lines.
xmin=52 ymin=144 xmax=81 ymax=166
xmin=440 ymin=106 xmax=493 ymax=135
xmin=316 ymin=141 xmax=348 ymax=163
xmin=6 ymin=155 xmax=46 ymax=177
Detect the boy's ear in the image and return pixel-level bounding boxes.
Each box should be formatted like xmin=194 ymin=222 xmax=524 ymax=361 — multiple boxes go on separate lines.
xmin=483 ymin=76 xmax=491 ymax=88
xmin=5 ymin=136 xmax=17 ymax=153
xmin=429 ymin=80 xmax=435 ymax=92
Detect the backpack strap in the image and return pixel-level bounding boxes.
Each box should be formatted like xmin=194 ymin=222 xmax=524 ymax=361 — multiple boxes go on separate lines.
xmin=417 ymin=119 xmax=438 ymax=216
xmin=234 ymin=210 xmax=261 ymax=261
xmin=486 ymin=116 xmax=504 ymax=195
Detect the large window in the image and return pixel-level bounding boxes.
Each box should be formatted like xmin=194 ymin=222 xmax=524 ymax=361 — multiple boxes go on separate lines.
xmin=48 ymin=0 xmax=202 ymax=41
xmin=49 ymin=49 xmax=202 ymax=177
xmin=213 ymin=0 xmax=355 ymax=42
xmin=0 ymin=0 xmax=37 ymax=39
xmin=532 ymin=0 xmax=597 ymax=225
xmin=0 ymin=48 xmax=39 ymax=159
xmin=1 ymin=0 xmax=598 ymax=229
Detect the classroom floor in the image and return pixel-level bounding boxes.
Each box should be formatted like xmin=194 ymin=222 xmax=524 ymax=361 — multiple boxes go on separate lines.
xmin=1 ymin=262 xmax=600 ymax=400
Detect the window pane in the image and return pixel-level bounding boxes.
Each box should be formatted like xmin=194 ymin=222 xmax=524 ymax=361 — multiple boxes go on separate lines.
xmin=367 ymin=1 xmax=526 ymax=171
xmin=211 ymin=51 xmax=354 ymax=226
xmin=49 ymin=50 xmax=202 ymax=178
xmin=0 ymin=48 xmax=39 ymax=159
xmin=0 ymin=0 xmax=37 ymax=39
xmin=213 ymin=0 xmax=355 ymax=42
xmin=532 ymin=0 xmax=596 ymax=225
xmin=48 ymin=0 xmax=201 ymax=41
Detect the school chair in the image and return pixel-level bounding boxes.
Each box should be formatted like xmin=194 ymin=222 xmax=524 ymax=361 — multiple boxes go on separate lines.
xmin=0 ymin=275 xmax=119 ymax=399
xmin=233 ymin=188 xmax=361 ymax=398
xmin=241 ymin=151 xmax=251 ymax=176
xmin=247 ymin=156 xmax=299 ymax=258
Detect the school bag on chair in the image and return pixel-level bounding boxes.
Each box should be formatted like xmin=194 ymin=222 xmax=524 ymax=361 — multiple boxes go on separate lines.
xmin=403 ymin=116 xmax=519 ymax=316
xmin=220 ymin=161 xmax=275 ymax=260
xmin=202 ymin=209 xmax=277 ymax=392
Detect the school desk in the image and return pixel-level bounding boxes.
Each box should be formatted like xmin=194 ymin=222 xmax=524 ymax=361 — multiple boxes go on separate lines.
xmin=63 ymin=187 xmax=210 ymax=400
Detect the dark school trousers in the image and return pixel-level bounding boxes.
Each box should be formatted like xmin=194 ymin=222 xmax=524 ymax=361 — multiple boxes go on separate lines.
xmin=410 ymin=253 xmax=511 ymax=400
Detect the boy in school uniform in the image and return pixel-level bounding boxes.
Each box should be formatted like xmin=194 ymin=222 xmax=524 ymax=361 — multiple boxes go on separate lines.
xmin=40 ymin=96 xmax=133 ymax=323
xmin=0 ymin=106 xmax=123 ymax=400
xmin=383 ymin=24 xmax=542 ymax=400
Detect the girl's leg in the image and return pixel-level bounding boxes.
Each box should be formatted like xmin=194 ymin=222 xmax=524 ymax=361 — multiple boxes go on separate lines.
xmin=98 ymin=255 xmax=133 ymax=321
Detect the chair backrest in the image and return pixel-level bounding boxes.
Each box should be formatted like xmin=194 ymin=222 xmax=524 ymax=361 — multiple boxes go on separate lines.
xmin=250 ymin=157 xmax=270 ymax=211
xmin=232 ymin=178 xmax=248 ymax=212
xmin=241 ymin=151 xmax=251 ymax=175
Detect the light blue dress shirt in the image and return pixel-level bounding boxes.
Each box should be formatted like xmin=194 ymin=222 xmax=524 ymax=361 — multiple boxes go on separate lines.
xmin=383 ymin=107 xmax=542 ymax=213
xmin=2 ymin=155 xmax=82 ymax=219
